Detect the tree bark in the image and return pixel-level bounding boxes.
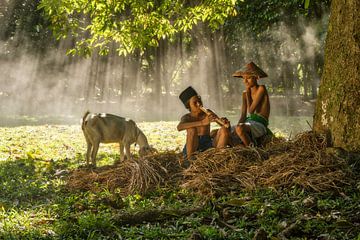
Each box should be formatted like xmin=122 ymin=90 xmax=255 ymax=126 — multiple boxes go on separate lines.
xmin=313 ymin=0 xmax=360 ymax=151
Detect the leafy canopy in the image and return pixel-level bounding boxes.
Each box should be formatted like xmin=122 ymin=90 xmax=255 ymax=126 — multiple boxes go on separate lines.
xmin=38 ymin=0 xmax=237 ymax=56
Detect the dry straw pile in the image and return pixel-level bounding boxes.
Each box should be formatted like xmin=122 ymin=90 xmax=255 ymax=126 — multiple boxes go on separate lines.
xmin=67 ymin=132 xmax=354 ymax=197
xmin=67 ymin=151 xmax=182 ymax=195
xmin=182 ymin=131 xmax=353 ymax=197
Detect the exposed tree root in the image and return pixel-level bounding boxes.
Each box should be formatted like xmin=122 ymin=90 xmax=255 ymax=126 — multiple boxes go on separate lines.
xmin=111 ymin=206 xmax=204 ymax=225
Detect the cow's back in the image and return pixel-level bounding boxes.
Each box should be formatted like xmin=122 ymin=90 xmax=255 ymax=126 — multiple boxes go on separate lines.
xmin=84 ymin=113 xmax=127 ymax=143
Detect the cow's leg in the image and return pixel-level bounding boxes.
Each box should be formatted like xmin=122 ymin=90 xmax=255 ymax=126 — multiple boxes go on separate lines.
xmin=125 ymin=143 xmax=131 ymax=160
xmin=86 ymin=141 xmax=92 ymax=166
xmin=83 ymin=132 xmax=92 ymax=166
xmin=91 ymin=139 xmax=100 ymax=167
xmin=119 ymin=143 xmax=125 ymax=162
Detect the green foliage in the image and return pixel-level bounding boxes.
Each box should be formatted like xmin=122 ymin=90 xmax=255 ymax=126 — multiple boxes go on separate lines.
xmin=0 ymin=0 xmax=53 ymax=53
xmin=55 ymin=211 xmax=118 ymax=239
xmin=38 ymin=0 xmax=237 ymax=56
xmin=226 ymin=0 xmax=330 ymax=36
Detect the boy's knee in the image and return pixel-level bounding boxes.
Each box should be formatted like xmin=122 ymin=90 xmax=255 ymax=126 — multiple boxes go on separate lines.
xmin=218 ymin=126 xmax=230 ymax=137
xmin=235 ymin=124 xmax=245 ymax=135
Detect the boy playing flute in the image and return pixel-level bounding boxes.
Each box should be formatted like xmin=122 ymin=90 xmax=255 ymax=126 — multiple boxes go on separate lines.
xmin=177 ymin=86 xmax=230 ymax=160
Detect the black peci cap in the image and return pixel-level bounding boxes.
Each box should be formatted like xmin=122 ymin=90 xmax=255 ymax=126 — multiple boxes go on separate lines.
xmin=179 ymin=86 xmax=198 ymax=107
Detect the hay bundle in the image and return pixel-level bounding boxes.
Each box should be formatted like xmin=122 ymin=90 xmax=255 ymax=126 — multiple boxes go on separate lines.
xmin=291 ymin=131 xmax=328 ymax=150
xmin=67 ymin=164 xmax=132 ymax=193
xmin=263 ymin=132 xmax=350 ymax=191
xmin=181 ymin=131 xmax=353 ymax=197
xmin=181 ymin=147 xmax=268 ymax=196
xmin=249 ymin=151 xmax=350 ymax=192
xmin=124 ymin=151 xmax=184 ymax=192
xmin=67 ymin=131 xmax=354 ymax=198
xmin=142 ymin=151 xmax=184 ymax=185
xmin=127 ymin=155 xmax=167 ymax=194
xmin=66 ymin=152 xmax=181 ymax=195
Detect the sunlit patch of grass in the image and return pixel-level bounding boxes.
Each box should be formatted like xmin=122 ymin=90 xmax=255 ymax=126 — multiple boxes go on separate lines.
xmin=0 ymin=207 xmax=57 ymax=239
xmin=0 ymin=118 xmax=306 ymax=165
xmin=0 ymin=125 xmax=84 ymax=164
xmin=270 ymin=116 xmax=312 ymax=139
xmin=0 ymin=122 xmax=185 ymax=167
xmin=137 ymin=121 xmax=186 ymax=152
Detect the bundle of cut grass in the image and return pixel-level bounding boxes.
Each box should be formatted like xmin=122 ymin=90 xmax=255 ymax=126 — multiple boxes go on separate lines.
xmin=127 ymin=154 xmax=168 ymax=194
xmin=67 ymin=164 xmax=131 ymax=193
xmin=67 ymin=131 xmax=354 ymax=198
xmin=142 ymin=151 xmax=184 ymax=185
xmin=181 ymin=131 xmax=354 ymax=197
xmin=253 ymin=131 xmax=351 ymax=192
xmin=181 ymin=147 xmax=268 ymax=196
xmin=67 ymin=151 xmax=182 ymax=195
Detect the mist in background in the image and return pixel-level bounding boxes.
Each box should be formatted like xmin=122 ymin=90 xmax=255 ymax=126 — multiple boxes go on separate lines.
xmin=0 ymin=1 xmax=328 ymax=132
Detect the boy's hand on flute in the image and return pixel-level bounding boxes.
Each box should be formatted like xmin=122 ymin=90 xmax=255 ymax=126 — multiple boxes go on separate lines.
xmin=198 ymin=104 xmax=230 ymax=128
xmin=207 ymin=109 xmax=219 ymax=121
xmin=220 ymin=117 xmax=230 ymax=126
xmin=202 ymin=110 xmax=217 ymax=125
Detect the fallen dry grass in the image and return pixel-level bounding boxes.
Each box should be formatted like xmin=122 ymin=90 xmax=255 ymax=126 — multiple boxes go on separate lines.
xmin=67 ymin=131 xmax=354 ymax=197
xmin=67 ymin=151 xmax=183 ymax=195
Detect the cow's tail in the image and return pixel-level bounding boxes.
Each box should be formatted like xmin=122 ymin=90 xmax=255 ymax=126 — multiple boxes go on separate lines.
xmin=81 ymin=111 xmax=91 ymax=130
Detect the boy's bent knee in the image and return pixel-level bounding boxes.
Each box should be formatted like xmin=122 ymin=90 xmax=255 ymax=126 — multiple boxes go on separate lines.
xmin=235 ymin=125 xmax=245 ymax=135
xmin=218 ymin=126 xmax=230 ymax=137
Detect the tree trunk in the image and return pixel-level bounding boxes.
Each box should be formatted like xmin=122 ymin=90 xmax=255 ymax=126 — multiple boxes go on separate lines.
xmin=302 ymin=62 xmax=310 ymax=100
xmin=86 ymin=54 xmax=99 ymax=104
xmin=313 ymin=0 xmax=360 ymax=151
xmin=154 ymin=44 xmax=162 ymax=119
xmin=208 ymin=31 xmax=221 ymax=110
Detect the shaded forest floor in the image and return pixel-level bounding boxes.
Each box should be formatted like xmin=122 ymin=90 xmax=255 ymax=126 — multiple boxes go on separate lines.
xmin=0 ymin=119 xmax=359 ymax=239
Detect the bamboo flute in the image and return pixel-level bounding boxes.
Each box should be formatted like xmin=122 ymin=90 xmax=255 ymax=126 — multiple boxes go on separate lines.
xmin=198 ymin=105 xmax=230 ymax=128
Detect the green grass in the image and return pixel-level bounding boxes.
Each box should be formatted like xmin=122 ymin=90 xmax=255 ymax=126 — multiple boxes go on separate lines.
xmin=0 ymin=118 xmax=359 ymax=239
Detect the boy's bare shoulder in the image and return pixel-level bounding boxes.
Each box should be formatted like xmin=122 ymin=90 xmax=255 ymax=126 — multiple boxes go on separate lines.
xmin=180 ymin=113 xmax=192 ymax=122
xmin=257 ymin=85 xmax=268 ymax=93
xmin=259 ymin=84 xmax=268 ymax=89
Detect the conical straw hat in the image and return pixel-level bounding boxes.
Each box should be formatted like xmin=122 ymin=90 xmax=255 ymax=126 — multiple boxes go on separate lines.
xmin=232 ymin=62 xmax=268 ymax=78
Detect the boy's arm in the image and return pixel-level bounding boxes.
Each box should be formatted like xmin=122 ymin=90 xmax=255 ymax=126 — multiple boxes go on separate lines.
xmin=247 ymin=85 xmax=267 ymax=114
xmin=245 ymin=87 xmax=252 ymax=113
xmin=238 ymin=92 xmax=247 ymax=124
xmin=177 ymin=114 xmax=210 ymax=131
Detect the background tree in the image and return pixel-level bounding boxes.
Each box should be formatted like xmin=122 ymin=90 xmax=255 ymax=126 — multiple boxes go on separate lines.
xmin=313 ymin=0 xmax=360 ymax=151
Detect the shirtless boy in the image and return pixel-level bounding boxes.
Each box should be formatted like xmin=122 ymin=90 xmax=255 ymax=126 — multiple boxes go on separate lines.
xmin=232 ymin=62 xmax=271 ymax=146
xmin=177 ymin=86 xmax=230 ymax=159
